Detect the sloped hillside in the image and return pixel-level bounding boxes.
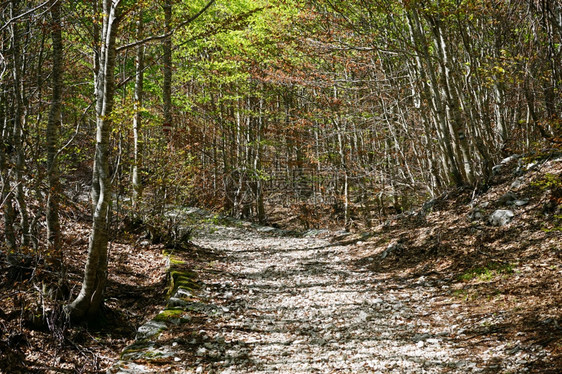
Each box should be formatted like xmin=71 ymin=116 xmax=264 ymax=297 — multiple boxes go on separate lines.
xmin=343 ymin=154 xmax=561 ymax=372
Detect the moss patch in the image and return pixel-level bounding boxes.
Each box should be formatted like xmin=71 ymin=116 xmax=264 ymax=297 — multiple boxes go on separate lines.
xmin=168 ymin=269 xmax=200 ymax=296
xmin=169 ymin=256 xmax=186 ymax=265
xmin=153 ymin=308 xmax=184 ymax=322
xmin=121 ymin=341 xmax=154 ymax=359
xmin=458 ymin=262 xmax=515 ymax=282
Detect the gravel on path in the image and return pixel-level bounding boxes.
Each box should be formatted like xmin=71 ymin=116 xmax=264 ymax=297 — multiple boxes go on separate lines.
xmin=171 ymin=224 xmax=541 ymax=373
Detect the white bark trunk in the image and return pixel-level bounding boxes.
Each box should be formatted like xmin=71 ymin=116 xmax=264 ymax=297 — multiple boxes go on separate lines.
xmin=68 ymin=0 xmax=121 ymax=321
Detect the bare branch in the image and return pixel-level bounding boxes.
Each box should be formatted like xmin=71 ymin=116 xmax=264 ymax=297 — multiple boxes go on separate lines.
xmin=116 ymin=0 xmax=216 ymax=53
xmin=0 ymin=0 xmax=52 ymax=32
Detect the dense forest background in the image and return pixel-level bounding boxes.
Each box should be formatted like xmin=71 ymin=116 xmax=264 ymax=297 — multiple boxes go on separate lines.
xmin=0 ymin=0 xmax=560 ymax=317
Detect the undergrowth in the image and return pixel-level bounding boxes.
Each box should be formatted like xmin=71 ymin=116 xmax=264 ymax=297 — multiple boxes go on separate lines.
xmin=458 ymin=262 xmax=515 ymax=282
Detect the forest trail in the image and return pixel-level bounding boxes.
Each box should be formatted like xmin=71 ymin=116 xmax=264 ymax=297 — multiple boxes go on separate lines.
xmin=190 ymin=225 xmax=466 ymax=373
xmin=116 ymin=217 xmax=552 ymax=374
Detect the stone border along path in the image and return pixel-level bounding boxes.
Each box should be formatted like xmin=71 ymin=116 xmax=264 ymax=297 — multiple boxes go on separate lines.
xmin=113 ymin=213 xmax=548 ymax=373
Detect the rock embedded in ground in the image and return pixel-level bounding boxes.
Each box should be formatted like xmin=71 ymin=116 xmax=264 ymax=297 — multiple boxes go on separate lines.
xmin=498 ymin=191 xmax=517 ymax=205
xmin=489 ymin=209 xmax=515 ymax=226
xmin=510 ymin=177 xmax=525 ymax=190
xmin=136 ymin=320 xmax=167 ymax=340
xmin=380 ymin=241 xmax=403 ymax=259
xmin=468 ymin=208 xmax=484 ymax=221
xmin=501 ymin=154 xmax=521 ymax=164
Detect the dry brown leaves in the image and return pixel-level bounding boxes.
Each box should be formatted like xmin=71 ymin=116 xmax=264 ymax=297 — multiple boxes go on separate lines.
xmin=0 ymin=216 xmax=168 ymax=373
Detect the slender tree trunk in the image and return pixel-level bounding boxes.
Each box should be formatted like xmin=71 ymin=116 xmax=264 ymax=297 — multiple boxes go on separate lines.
xmin=67 ymin=0 xmax=121 ymax=321
xmin=429 ymin=15 xmax=473 ymax=184
xmin=163 ymin=0 xmax=172 ymax=132
xmin=0 ymin=140 xmax=17 ymax=250
xmin=333 ymin=116 xmax=349 ymax=227
xmin=132 ymin=10 xmax=144 ymax=212
xmin=46 ymin=0 xmax=63 ymax=268
xmin=9 ymin=0 xmax=30 ymax=247
xmin=255 ymin=96 xmax=265 ymax=223
xmin=0 ymin=25 xmax=17 ymax=251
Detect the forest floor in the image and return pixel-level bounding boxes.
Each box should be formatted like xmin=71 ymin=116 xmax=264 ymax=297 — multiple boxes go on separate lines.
xmin=1 ymin=156 xmax=561 ymax=373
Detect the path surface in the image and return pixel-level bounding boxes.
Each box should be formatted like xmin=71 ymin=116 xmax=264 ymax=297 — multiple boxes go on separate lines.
xmin=179 ymin=223 xmax=524 ymax=374
xmin=115 ymin=217 xmax=550 ymax=373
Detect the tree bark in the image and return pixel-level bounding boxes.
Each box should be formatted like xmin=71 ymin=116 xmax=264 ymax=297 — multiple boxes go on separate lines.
xmin=67 ymin=0 xmax=121 ymax=321
xmin=46 ymin=0 xmax=63 ymax=268
xmin=0 ymin=9 xmax=16 ymax=252
xmin=9 ymin=0 xmax=30 ymax=247
xmin=132 ymin=10 xmax=144 ymax=212
xmin=407 ymin=8 xmax=464 ymax=186
xmin=163 ymin=0 xmax=172 ymax=132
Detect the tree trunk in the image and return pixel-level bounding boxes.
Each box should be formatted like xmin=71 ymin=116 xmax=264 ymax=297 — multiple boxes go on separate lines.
xmin=0 ymin=23 xmax=17 ymax=251
xmin=163 ymin=0 xmax=172 ymax=132
xmin=67 ymin=0 xmax=121 ymax=321
xmin=428 ymin=15 xmax=474 ymax=185
xmin=407 ymin=8 xmax=464 ymax=186
xmin=132 ymin=10 xmax=144 ymax=212
xmin=9 ymin=0 xmax=30 ymax=247
xmin=46 ymin=0 xmax=63 ymax=268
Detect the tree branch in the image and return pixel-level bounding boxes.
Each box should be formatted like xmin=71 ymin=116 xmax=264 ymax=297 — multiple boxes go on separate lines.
xmin=0 ymin=0 xmax=52 ymax=32
xmin=116 ymin=0 xmax=216 ymax=53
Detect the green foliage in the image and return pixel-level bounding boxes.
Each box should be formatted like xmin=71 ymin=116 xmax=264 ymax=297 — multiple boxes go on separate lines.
xmin=531 ymin=173 xmax=562 ymax=230
xmin=532 ymin=173 xmax=562 ymax=190
xmin=203 ymin=214 xmax=224 ymax=225
xmin=541 ymin=217 xmax=562 ymax=233
xmin=458 ymin=262 xmax=514 ymax=282
xmin=452 ymin=289 xmax=468 ymax=299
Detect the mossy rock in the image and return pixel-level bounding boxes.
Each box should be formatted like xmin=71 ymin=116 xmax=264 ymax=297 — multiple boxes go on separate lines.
xmin=168 ymin=269 xmax=200 ymax=296
xmin=153 ymin=308 xmax=184 ymax=323
xmin=168 ymin=256 xmax=186 ymax=265
xmin=125 ymin=345 xmax=175 ymax=363
xmin=121 ymin=341 xmax=155 ymax=360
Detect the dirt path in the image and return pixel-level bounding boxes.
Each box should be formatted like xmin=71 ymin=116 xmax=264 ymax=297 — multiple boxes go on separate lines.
xmin=176 ymin=223 xmax=538 ymax=373
xmin=114 ymin=218 xmax=553 ymax=373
